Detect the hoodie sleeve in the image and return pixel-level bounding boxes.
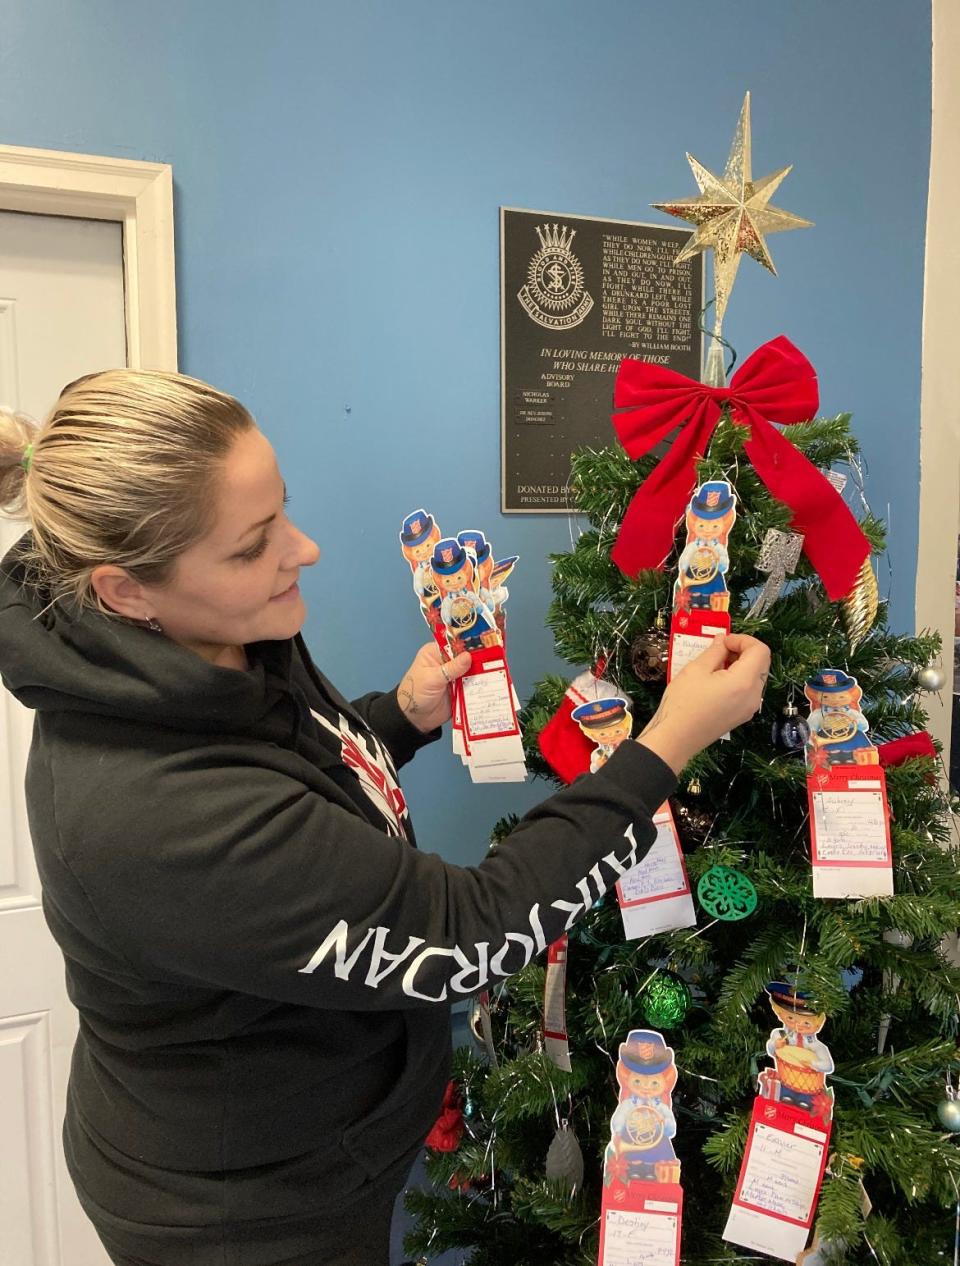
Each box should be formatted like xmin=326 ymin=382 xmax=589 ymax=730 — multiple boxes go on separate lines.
xmin=67 ymin=739 xmax=676 ymax=1011
xmin=349 ymin=687 xmax=441 ymax=770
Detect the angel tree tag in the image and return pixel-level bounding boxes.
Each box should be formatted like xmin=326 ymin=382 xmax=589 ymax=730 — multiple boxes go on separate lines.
xmin=597 ymin=1030 xmax=683 ymax=1266
xmin=724 ymin=982 xmax=833 ymax=1261
xmin=803 ymin=668 xmax=892 ymax=898
xmin=615 ymin=804 xmax=696 ymax=939
xmin=667 ymin=479 xmax=735 ymax=683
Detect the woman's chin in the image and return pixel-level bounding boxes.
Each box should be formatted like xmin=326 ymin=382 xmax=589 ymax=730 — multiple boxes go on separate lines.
xmin=262 ymin=594 xmax=307 ymax=637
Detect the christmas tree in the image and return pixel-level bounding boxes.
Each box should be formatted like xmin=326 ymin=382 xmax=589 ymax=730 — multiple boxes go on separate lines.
xmin=404 ymin=98 xmax=960 ymax=1265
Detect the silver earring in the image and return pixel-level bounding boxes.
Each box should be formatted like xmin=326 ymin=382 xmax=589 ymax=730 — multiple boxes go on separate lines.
xmin=145 ymin=616 xmax=164 ymax=634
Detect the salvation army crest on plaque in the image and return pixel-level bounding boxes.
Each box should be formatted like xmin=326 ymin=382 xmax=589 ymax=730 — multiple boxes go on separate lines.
xmin=517 ymin=222 xmax=594 ymax=331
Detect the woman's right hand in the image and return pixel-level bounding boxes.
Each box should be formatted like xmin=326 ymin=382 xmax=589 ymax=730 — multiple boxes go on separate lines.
xmin=635 ymin=633 xmax=771 ymax=775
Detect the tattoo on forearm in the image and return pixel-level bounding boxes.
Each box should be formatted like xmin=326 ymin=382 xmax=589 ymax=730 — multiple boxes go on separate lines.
xmin=640 ymin=710 xmax=665 ymax=737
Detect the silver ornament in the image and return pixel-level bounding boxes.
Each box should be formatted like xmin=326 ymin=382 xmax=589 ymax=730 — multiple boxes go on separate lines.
xmin=545 ymin=1120 xmax=584 ymax=1192
xmin=937 ymin=1097 xmax=960 ymax=1132
xmin=883 ymin=929 xmax=914 ymax=950
xmin=917 ymin=664 xmax=946 ymax=693
xmin=746 ymin=528 xmax=805 ymax=620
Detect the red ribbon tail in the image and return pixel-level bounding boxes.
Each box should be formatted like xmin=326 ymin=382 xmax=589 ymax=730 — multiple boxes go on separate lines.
xmin=611 ymin=411 xmax=717 ymax=577
xmin=743 ymin=422 xmax=870 ymax=601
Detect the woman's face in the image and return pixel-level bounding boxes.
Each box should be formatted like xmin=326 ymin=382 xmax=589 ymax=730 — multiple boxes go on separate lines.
xmin=141 ymin=427 xmax=320 ymax=664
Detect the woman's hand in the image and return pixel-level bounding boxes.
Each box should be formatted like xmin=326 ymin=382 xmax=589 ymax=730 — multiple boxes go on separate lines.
xmin=636 ymin=633 xmax=771 ymax=775
xmin=397 ymin=643 xmax=473 ymax=733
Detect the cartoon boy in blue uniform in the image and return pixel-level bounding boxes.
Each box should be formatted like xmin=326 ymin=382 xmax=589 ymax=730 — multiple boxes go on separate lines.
xmin=803 ymin=669 xmax=878 ymax=767
xmin=399 ymin=510 xmax=442 ymax=626
xmin=457 ymin=530 xmax=518 ymax=635
xmin=430 ymin=537 xmax=499 ymax=652
xmin=571 ymin=697 xmax=632 ymax=773
xmin=674 ymin=480 xmax=737 ymax=613
xmin=604 ymin=1030 xmax=680 ymax=1185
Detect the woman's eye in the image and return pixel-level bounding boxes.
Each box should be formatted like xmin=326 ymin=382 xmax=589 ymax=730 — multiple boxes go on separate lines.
xmin=240 ymin=536 xmax=269 ymax=562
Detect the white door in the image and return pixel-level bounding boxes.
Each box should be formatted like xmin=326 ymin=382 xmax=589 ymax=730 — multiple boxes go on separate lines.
xmin=1 ymin=209 xmax=127 ymax=1266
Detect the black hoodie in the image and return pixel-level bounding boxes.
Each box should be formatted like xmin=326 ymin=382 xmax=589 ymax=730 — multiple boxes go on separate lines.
xmin=0 ymin=531 xmax=675 ymax=1242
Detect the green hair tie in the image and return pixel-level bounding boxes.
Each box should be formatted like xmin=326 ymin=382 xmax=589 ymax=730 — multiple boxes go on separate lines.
xmin=21 ymin=443 xmax=34 ymax=473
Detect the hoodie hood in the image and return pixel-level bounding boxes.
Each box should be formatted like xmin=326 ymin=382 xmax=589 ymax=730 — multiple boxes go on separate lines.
xmin=0 ymin=530 xmax=294 ymax=735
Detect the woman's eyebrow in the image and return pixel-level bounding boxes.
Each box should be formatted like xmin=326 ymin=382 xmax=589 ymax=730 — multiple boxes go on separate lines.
xmin=236 ymin=482 xmax=287 ymax=542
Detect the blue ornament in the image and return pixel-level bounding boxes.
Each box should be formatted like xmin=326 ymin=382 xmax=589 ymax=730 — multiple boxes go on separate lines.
xmin=772 ymin=702 xmax=810 ymax=754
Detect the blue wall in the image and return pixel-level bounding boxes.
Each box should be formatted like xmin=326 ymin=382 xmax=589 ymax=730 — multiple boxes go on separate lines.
xmin=1 ymin=1 xmax=931 ymax=865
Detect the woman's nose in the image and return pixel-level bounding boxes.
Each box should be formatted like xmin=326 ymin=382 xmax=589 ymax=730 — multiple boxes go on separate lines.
xmin=297 ymin=530 xmax=321 ymax=567
xmin=282 ymin=523 xmax=320 ymax=569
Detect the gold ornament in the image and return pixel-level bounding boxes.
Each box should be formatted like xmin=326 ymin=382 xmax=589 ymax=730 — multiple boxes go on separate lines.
xmin=652 ymin=92 xmax=812 ymax=383
xmin=839 ymin=557 xmax=878 ymax=650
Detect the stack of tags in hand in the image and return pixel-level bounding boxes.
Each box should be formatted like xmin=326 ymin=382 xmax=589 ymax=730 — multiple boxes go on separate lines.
xmin=399 ymin=509 xmax=526 ymax=783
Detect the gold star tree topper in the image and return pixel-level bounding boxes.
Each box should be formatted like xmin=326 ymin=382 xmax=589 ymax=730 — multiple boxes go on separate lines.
xmin=653 ymin=92 xmax=812 ymax=380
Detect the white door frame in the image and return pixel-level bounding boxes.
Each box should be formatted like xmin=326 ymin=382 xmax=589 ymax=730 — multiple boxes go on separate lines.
xmin=917 ymin=1 xmax=960 ymax=766
xmin=0 ymin=143 xmax=177 ymax=370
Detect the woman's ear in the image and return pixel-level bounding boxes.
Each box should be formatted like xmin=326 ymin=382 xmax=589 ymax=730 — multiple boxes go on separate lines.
xmin=90 ymin=565 xmax=150 ymax=621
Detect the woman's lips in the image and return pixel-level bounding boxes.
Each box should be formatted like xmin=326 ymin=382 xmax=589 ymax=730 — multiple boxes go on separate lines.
xmin=270 ymin=580 xmax=300 ymax=602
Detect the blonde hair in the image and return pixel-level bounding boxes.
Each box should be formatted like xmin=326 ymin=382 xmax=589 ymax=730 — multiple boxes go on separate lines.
xmin=0 ymin=369 xmax=255 ymax=618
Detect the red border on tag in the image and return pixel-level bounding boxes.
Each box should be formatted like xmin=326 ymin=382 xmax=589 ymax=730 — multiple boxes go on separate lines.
xmin=731 ymin=1098 xmax=831 ymax=1228
xmin=616 ymin=804 xmax=692 ymax=908
xmin=598 ymin=1179 xmax=683 ymax=1265
xmin=543 ymin=935 xmax=568 ymax=1044
xmin=460 ymin=646 xmax=521 ymax=742
xmin=806 ymin=765 xmax=892 ymax=869
xmin=667 ymin=608 xmax=731 ymax=681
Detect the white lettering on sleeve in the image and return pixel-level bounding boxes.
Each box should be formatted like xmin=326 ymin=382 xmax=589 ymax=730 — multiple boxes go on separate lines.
xmin=363 ymin=928 xmax=426 ymax=988
xmin=402 ymin=946 xmax=455 ymax=1001
xmin=298 ymin=920 xmax=376 ymax=978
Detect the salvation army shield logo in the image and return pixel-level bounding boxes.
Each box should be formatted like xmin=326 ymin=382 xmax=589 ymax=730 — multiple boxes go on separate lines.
xmin=518 ymin=222 xmax=594 ymax=330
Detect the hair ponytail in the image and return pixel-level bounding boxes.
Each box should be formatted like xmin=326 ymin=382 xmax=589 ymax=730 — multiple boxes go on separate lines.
xmin=0 ymin=407 xmax=39 ymax=520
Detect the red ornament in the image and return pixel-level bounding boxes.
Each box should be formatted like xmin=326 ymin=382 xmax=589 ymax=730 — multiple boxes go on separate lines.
xmin=425 ymin=1080 xmax=465 ymax=1153
xmin=610 ymin=336 xmax=870 ymax=601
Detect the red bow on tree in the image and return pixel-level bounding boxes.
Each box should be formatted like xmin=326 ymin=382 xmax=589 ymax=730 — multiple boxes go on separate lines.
xmin=610 ymin=336 xmax=870 ymax=601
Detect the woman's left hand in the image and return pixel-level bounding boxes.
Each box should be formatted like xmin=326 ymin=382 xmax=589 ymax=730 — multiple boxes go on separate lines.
xmin=397 ymin=643 xmax=473 ymax=733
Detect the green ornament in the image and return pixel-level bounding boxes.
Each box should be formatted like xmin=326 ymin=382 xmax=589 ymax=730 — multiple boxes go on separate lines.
xmin=640 ymin=972 xmax=691 ymax=1029
xmin=697 ymin=865 xmax=757 ymax=921
xmin=463 ymin=1094 xmax=476 ymax=1119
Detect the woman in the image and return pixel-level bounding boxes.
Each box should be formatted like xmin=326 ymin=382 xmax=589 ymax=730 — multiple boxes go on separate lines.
xmin=0 ymin=370 xmax=769 ymax=1266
